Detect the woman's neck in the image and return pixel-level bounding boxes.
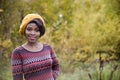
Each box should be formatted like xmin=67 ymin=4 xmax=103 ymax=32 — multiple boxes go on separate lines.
xmin=26 ymin=41 xmax=39 ymax=47
xmin=22 ymin=41 xmax=43 ymax=52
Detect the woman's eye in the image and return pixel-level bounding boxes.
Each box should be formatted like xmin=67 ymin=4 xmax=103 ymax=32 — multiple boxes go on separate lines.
xmin=26 ymin=28 xmax=32 ymax=31
xmin=35 ymin=29 xmax=40 ymax=32
xmin=35 ymin=28 xmax=39 ymax=32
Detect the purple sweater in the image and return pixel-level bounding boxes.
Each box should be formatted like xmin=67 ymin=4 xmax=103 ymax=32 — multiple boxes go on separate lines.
xmin=11 ymin=44 xmax=60 ymax=80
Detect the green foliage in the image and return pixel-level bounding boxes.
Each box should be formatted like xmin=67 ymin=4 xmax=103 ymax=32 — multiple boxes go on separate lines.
xmin=114 ymin=40 xmax=120 ymax=59
xmin=58 ymin=61 xmax=120 ymax=80
xmin=0 ymin=0 xmax=120 ymax=80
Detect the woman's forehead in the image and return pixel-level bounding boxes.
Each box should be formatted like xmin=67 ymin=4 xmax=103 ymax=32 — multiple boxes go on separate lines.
xmin=27 ymin=23 xmax=39 ymax=28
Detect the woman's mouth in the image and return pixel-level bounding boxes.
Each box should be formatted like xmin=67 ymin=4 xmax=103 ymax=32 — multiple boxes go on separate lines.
xmin=28 ymin=36 xmax=37 ymax=40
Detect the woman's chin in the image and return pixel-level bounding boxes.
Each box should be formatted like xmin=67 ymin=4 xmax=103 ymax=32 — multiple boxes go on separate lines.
xmin=28 ymin=40 xmax=37 ymax=43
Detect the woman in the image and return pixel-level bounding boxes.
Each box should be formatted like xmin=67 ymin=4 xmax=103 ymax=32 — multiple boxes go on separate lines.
xmin=11 ymin=13 xmax=60 ymax=80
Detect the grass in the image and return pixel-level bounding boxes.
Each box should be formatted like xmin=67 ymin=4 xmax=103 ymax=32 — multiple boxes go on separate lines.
xmin=58 ymin=61 xmax=120 ymax=80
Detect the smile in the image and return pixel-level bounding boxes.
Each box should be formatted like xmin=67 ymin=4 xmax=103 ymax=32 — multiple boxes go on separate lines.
xmin=28 ymin=36 xmax=37 ymax=40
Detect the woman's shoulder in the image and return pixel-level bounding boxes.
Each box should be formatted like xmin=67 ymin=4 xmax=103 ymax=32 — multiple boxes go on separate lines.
xmin=12 ymin=46 xmax=23 ymax=53
xmin=43 ymin=44 xmax=50 ymax=47
xmin=43 ymin=44 xmax=53 ymax=49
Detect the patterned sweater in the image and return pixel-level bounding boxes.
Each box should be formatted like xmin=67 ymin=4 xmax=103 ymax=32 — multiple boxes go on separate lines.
xmin=11 ymin=44 xmax=60 ymax=80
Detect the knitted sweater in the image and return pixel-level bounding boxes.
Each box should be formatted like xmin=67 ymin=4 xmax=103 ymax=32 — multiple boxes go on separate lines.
xmin=11 ymin=44 xmax=60 ymax=80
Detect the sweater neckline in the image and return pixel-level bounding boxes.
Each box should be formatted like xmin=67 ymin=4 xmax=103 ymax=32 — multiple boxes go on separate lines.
xmin=20 ymin=44 xmax=44 ymax=53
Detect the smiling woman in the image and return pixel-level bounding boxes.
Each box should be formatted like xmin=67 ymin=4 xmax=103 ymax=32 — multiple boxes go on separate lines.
xmin=11 ymin=13 xmax=61 ymax=80
xmin=25 ymin=22 xmax=40 ymax=42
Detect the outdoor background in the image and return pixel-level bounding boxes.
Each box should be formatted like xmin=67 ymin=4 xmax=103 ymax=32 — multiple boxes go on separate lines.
xmin=0 ymin=0 xmax=120 ymax=80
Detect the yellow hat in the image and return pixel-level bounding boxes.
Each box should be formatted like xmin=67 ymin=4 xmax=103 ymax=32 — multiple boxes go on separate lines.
xmin=19 ymin=13 xmax=45 ymax=35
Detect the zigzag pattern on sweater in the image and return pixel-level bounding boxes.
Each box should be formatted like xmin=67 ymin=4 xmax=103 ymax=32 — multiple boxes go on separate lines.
xmin=11 ymin=44 xmax=60 ymax=80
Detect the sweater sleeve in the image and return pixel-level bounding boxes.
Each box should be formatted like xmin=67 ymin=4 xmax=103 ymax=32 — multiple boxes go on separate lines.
xmin=11 ymin=49 xmax=23 ymax=80
xmin=50 ymin=47 xmax=60 ymax=79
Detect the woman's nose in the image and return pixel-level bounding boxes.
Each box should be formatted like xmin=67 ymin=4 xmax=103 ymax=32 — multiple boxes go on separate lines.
xmin=31 ymin=30 xmax=35 ymax=34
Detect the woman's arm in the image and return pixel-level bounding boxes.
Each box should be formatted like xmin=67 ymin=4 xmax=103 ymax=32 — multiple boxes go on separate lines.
xmin=11 ymin=49 xmax=23 ymax=80
xmin=50 ymin=47 xmax=60 ymax=79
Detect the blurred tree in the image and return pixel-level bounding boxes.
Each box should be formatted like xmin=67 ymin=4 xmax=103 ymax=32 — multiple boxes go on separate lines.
xmin=0 ymin=0 xmax=120 ymax=79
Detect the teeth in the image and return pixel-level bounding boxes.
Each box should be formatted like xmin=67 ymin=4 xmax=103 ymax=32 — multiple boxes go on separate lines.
xmin=32 ymin=38 xmax=35 ymax=39
xmin=29 ymin=37 xmax=36 ymax=39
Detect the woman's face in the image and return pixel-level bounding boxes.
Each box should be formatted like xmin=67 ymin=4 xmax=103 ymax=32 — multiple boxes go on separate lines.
xmin=25 ymin=23 xmax=40 ymax=43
